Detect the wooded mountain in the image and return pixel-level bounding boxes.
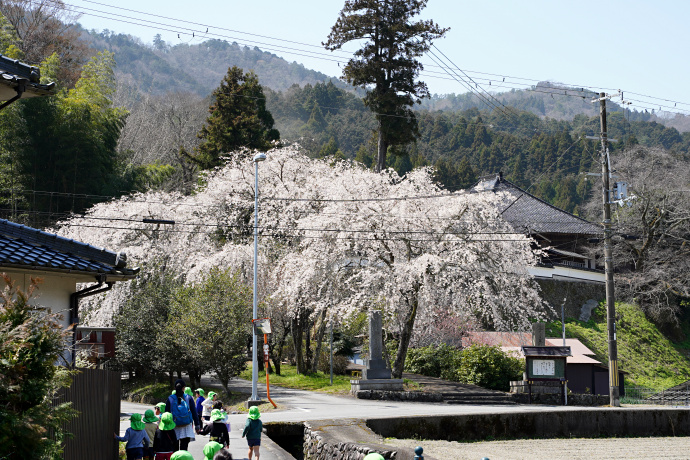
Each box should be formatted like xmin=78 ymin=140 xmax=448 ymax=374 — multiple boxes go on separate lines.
xmin=80 ymin=29 xmax=348 ymax=95
xmin=82 ymin=29 xmax=690 ymax=133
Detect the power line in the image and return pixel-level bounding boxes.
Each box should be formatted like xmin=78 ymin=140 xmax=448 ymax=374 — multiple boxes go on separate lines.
xmin=64 ymin=0 xmax=690 ymax=114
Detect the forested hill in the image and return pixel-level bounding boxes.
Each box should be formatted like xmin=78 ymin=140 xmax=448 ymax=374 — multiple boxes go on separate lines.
xmin=81 ymin=29 xmax=348 ymax=95
xmin=266 ymin=81 xmax=690 ymax=215
xmin=82 ymin=30 xmax=690 ymax=132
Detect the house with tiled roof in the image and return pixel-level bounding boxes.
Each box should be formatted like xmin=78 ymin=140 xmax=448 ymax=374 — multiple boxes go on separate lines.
xmin=0 ymin=54 xmax=56 ymax=109
xmin=475 ymin=173 xmax=605 ymax=319
xmin=463 ymin=331 xmax=624 ymax=396
xmin=0 ymin=218 xmax=138 ymax=364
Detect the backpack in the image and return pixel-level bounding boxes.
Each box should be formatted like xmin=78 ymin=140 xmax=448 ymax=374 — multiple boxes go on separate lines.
xmin=168 ymin=394 xmax=192 ymax=426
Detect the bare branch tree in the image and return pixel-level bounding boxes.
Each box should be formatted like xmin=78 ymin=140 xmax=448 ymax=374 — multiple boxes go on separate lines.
xmin=584 ymin=146 xmax=690 ymax=323
xmin=0 ymin=0 xmax=89 ymax=86
xmin=116 ymin=88 xmax=208 ymax=193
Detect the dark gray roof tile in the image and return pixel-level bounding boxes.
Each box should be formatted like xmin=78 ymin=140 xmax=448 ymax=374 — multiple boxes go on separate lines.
xmin=475 ymin=175 xmax=602 ymax=236
xmin=0 ymin=219 xmax=138 ymax=278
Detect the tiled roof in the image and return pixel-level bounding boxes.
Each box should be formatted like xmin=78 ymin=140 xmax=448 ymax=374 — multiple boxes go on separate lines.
xmin=0 ymin=54 xmax=56 ymax=101
xmin=0 ymin=219 xmax=138 ymax=279
xmin=466 ymin=332 xmax=602 ymax=365
xmin=474 ymin=175 xmax=602 ymax=236
xmin=462 ymin=331 xmax=532 ymax=347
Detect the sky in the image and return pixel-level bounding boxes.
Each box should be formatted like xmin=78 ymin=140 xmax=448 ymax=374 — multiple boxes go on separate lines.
xmin=72 ymin=0 xmax=690 ymax=115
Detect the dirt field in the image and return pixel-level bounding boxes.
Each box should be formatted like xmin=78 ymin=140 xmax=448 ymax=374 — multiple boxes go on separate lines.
xmin=385 ymin=436 xmax=690 ymax=459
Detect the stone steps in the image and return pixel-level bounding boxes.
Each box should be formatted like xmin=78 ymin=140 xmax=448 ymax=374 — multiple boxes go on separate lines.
xmin=442 ymin=392 xmax=517 ymax=405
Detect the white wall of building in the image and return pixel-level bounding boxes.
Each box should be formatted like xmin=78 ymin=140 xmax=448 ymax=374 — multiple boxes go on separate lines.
xmin=1 ymin=269 xmax=83 ymax=329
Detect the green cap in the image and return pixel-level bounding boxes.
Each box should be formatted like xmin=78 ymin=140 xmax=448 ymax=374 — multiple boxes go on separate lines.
xmin=171 ymin=450 xmax=194 ymax=460
xmin=210 ymin=409 xmax=224 ymax=422
xmin=203 ymin=441 xmax=223 ymax=460
xmin=143 ymin=409 xmax=158 ymax=424
xmin=363 ymin=454 xmax=385 ymax=460
xmin=130 ymin=413 xmax=145 ymax=431
xmin=159 ymin=412 xmax=176 ymax=431
xmin=248 ymin=406 xmax=260 ymax=420
xmin=156 ymin=403 xmax=166 ymax=413
xmin=208 ymin=391 xmax=217 ymax=400
xmin=195 ymin=388 xmax=205 ymax=397
xmin=184 ymin=387 xmax=193 ymax=398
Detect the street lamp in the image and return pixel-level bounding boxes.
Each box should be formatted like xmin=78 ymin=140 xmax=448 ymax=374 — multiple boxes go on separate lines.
xmin=251 ymin=152 xmax=266 ymax=404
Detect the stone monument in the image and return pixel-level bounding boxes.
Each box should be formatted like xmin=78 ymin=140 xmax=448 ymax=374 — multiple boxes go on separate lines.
xmin=351 ymin=310 xmax=403 ymax=393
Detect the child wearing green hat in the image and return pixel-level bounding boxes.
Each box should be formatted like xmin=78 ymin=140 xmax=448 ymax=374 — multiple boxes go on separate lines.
xmin=115 ymin=413 xmax=151 ymax=460
xmin=152 ymin=412 xmax=177 ymax=460
xmin=242 ymin=406 xmax=262 ymax=460
xmin=200 ymin=409 xmax=229 ymax=448
xmin=155 ymin=403 xmax=166 ymax=420
xmin=195 ymin=388 xmax=206 ymax=418
xmin=203 ymin=440 xmax=223 ymax=460
xmin=142 ymin=409 xmax=159 ymax=460
xmin=201 ymin=391 xmax=217 ymax=421
xmin=170 ymin=450 xmax=194 ymax=460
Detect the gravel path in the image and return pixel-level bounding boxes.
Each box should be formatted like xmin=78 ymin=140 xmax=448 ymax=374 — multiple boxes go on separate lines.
xmin=384 ymin=437 xmax=690 ymax=459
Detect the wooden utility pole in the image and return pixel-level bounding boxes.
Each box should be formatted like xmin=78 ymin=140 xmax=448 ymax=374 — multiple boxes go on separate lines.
xmin=597 ymin=92 xmax=620 ymax=407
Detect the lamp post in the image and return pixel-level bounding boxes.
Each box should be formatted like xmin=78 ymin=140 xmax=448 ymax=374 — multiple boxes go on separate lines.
xmin=251 ymin=152 xmax=266 ymax=403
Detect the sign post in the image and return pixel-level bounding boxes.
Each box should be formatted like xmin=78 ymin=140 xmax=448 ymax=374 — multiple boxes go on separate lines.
xmin=252 ymin=318 xmax=277 ymax=408
xmin=521 ymin=346 xmax=571 ymax=405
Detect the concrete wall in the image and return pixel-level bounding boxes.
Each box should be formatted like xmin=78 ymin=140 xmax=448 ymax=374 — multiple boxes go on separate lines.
xmin=367 ymin=409 xmax=690 ymax=442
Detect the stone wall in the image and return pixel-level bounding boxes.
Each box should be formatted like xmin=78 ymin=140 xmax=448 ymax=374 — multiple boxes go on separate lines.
xmin=355 ymin=390 xmax=443 ymax=402
xmin=536 ymin=279 xmax=605 ymax=321
xmin=511 ymin=392 xmax=609 ymax=406
xmin=366 ymin=409 xmax=690 ymax=442
xmin=299 ymin=419 xmax=425 ymax=460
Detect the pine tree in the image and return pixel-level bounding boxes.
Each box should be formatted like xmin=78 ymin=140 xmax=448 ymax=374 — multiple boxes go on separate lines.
xmin=324 ymin=0 xmax=448 ymax=173
xmin=189 ymin=66 xmax=279 ymax=169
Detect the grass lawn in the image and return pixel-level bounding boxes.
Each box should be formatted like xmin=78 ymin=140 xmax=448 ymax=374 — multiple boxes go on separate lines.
xmin=240 ymin=364 xmax=353 ymax=394
xmin=122 ymin=365 xmax=421 ymax=416
xmin=547 ymin=302 xmax=690 ymax=391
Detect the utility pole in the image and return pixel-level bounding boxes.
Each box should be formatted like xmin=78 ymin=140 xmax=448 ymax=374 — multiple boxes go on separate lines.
xmin=595 ymin=91 xmax=620 ymax=407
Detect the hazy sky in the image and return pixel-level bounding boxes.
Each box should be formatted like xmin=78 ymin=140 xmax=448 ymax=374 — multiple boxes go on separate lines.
xmin=72 ymin=0 xmax=690 ymax=115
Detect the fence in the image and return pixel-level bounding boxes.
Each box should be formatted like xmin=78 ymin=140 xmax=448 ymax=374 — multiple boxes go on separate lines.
xmin=623 ymin=383 xmax=690 ymax=406
xmin=52 ymin=368 xmax=121 ymax=460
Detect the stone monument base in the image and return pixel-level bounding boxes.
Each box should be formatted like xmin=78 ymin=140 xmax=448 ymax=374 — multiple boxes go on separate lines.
xmin=350 ymin=379 xmax=404 ymax=394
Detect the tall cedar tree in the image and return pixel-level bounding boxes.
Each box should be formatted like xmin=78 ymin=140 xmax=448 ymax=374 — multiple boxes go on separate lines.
xmin=324 ymin=0 xmax=447 ymax=173
xmin=190 ymin=66 xmax=279 ymax=169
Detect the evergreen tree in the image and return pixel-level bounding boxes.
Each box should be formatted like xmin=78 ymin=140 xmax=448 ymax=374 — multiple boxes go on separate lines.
xmin=324 ymin=0 xmax=448 ymax=173
xmin=190 ymin=66 xmax=279 ymax=169
xmin=0 ymin=276 xmax=76 ymax=459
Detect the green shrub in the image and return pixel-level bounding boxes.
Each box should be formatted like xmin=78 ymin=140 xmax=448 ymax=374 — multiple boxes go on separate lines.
xmin=405 ymin=344 xmax=462 ymax=380
xmin=317 ymin=351 xmax=350 ymax=375
xmin=456 ymin=345 xmax=523 ymax=391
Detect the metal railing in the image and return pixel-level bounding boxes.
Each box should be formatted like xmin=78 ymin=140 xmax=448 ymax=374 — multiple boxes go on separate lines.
xmin=623 ymin=383 xmax=690 ymax=406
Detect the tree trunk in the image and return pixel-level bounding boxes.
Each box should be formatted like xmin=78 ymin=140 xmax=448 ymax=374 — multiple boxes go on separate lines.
xmin=270 ymin=323 xmax=288 ymax=376
xmin=311 ymin=310 xmax=328 ymax=373
xmin=376 ymin=123 xmax=388 ymax=173
xmin=392 ymin=285 xmax=420 ymax=378
xmin=305 ymin=319 xmax=312 ymax=373
xmin=291 ymin=315 xmax=304 ymax=374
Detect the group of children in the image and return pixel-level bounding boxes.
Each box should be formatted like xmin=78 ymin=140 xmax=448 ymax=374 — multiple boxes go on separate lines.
xmin=116 ymin=385 xmax=263 ymax=460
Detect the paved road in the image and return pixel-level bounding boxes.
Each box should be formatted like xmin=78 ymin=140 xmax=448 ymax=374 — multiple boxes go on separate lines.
xmin=120 ymin=376 xmax=591 ymax=459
